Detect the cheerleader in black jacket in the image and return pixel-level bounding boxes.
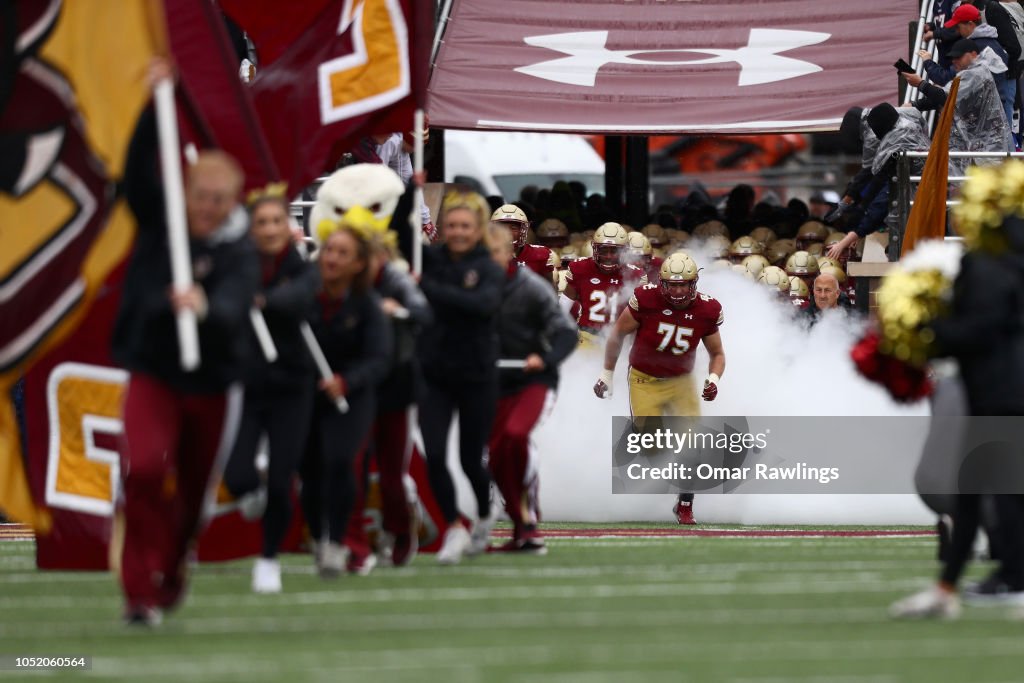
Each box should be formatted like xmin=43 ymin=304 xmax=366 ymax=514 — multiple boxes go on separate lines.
xmin=222 ymin=193 xmax=319 ymax=593
xmin=300 ymin=224 xmax=392 ymax=578
xmin=418 ymin=192 xmax=504 ymax=565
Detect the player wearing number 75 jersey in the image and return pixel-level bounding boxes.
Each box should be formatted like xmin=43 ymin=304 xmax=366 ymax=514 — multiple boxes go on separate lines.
xmin=563 ymin=222 xmax=645 ymax=347
xmin=593 ymin=251 xmax=726 ymax=525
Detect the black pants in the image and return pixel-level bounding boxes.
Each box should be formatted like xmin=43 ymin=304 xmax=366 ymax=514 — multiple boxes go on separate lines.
xmin=419 ymin=376 xmax=497 ymax=523
xmin=300 ymin=391 xmax=376 ymax=544
xmin=223 ymin=382 xmax=314 ymax=558
xmin=940 ymin=494 xmax=1024 ymax=588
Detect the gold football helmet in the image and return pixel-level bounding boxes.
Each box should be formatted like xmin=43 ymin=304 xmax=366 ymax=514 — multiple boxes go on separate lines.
xmin=757 ymin=265 xmax=790 ymax=293
xmin=491 ymin=204 xmax=530 ymax=250
xmin=728 ymin=236 xmax=764 ymax=262
xmin=785 ymin=250 xmax=820 ymax=277
xmin=641 ymin=224 xmax=668 ymax=248
xmin=591 ymin=222 xmax=628 ymax=272
xmin=659 ymin=251 xmax=700 ymax=307
xmin=693 ymin=220 xmax=731 ymax=240
xmin=749 ymin=226 xmax=777 ymax=250
xmin=536 ymin=218 xmax=569 ymax=248
xmin=741 ymin=254 xmax=770 ymax=279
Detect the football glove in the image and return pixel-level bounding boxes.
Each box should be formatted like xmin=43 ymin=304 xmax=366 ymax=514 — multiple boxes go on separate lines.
xmin=593 ymin=369 xmax=614 ymax=399
xmin=702 ymin=373 xmax=719 ymax=401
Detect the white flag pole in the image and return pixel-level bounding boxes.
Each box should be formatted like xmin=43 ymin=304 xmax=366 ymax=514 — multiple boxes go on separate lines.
xmin=154 ymin=78 xmax=200 ymax=371
xmin=412 ymin=108 xmax=425 ymax=278
xmin=299 ymin=322 xmax=349 ymax=414
xmin=249 ymin=307 xmax=279 ymax=363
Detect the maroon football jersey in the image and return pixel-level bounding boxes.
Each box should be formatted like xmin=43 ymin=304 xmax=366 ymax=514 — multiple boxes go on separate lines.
xmin=567 ymin=258 xmax=645 ymax=331
xmin=517 ymin=243 xmax=554 ymax=281
xmin=628 ymin=284 xmax=723 ymax=377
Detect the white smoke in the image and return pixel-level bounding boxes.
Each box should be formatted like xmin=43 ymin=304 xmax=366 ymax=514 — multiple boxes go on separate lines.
xmin=443 ymin=246 xmax=933 ymax=525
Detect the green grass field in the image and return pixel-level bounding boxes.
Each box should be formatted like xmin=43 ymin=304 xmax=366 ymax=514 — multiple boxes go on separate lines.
xmin=1 ymin=525 xmax=1022 ymax=682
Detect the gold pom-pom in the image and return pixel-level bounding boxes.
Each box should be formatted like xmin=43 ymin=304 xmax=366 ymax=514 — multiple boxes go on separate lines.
xmin=875 ymin=268 xmax=951 ymax=368
xmin=953 ymin=160 xmax=1024 ymax=253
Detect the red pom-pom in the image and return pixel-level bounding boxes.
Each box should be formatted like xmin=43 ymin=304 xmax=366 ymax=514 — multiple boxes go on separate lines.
xmin=850 ymin=331 xmax=933 ymax=403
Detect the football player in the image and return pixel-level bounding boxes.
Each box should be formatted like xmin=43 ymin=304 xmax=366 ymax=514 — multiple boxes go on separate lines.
xmin=490 ymin=204 xmax=557 ymax=284
xmin=563 ymin=223 xmax=645 ymax=347
xmin=593 ymin=252 xmax=726 ymax=525
xmin=626 ymin=232 xmax=664 ymax=284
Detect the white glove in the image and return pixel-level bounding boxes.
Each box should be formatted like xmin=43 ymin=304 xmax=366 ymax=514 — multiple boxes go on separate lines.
xmin=593 ymin=369 xmax=614 ymax=399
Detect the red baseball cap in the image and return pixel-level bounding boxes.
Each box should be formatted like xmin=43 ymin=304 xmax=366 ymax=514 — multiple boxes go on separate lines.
xmin=945 ymin=4 xmax=981 ymax=28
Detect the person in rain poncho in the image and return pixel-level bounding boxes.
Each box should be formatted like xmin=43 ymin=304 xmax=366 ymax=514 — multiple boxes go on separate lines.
xmin=826 ymin=104 xmax=931 ymax=259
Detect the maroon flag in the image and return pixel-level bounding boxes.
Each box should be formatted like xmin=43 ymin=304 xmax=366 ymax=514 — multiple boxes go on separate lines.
xmin=162 ymin=0 xmax=279 ymax=191
xmin=220 ymin=0 xmax=429 ymax=194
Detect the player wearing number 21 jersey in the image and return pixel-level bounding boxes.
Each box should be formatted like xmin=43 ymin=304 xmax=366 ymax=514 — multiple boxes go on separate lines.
xmin=593 ymin=251 xmax=726 ymax=525
xmin=563 ymin=222 xmax=644 ymax=347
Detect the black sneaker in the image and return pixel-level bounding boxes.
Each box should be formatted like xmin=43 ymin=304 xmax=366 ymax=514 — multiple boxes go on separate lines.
xmin=964 ymin=574 xmax=1024 ymax=605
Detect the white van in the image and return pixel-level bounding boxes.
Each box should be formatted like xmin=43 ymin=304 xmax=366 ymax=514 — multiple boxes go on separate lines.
xmin=444 ymin=130 xmax=605 ymax=201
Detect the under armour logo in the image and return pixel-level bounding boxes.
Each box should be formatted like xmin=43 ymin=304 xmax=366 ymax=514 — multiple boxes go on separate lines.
xmin=610 ymin=279 xmax=620 ymax=285
xmin=516 ymin=28 xmax=829 ymax=88
xmin=684 ymin=314 xmax=694 ymax=320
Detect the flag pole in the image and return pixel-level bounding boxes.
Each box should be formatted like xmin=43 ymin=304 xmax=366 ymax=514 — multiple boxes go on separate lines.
xmin=412 ymin=108 xmax=425 ymax=278
xmin=154 ymin=78 xmax=200 ymax=371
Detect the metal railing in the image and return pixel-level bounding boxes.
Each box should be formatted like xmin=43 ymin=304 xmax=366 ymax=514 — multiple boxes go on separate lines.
xmin=893 ymin=150 xmax=1024 ymax=257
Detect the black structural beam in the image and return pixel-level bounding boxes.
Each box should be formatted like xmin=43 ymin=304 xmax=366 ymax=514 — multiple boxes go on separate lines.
xmin=624 ymin=135 xmax=649 ymax=227
xmin=604 ymin=135 xmax=624 ymax=217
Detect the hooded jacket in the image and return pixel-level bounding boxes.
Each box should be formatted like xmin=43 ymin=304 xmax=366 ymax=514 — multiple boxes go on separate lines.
xmin=930 ymin=216 xmax=1024 ymax=415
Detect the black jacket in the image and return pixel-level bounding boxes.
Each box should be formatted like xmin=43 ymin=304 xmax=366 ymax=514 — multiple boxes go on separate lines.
xmin=496 ymin=267 xmax=577 ymax=396
xmin=418 ymin=242 xmax=504 ymax=384
xmin=930 ymin=224 xmax=1024 ymax=415
xmin=308 ymin=287 xmax=393 ymax=398
xmin=375 ymin=262 xmax=433 ymax=411
xmin=244 ymin=245 xmax=319 ymax=392
xmin=113 ymin=107 xmax=258 ymax=393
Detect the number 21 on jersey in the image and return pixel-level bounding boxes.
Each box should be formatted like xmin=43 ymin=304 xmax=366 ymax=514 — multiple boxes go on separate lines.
xmin=656 ymin=322 xmax=693 ymax=354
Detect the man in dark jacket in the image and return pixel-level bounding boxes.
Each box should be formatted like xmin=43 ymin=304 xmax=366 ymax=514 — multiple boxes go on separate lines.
xmin=113 ymin=94 xmax=258 ymax=625
xmin=485 ymin=225 xmax=577 ymax=554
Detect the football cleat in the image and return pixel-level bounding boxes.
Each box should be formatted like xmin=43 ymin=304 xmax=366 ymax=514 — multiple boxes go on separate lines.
xmin=346 ymin=551 xmax=378 ymax=577
xmin=673 ymin=499 xmax=697 ymax=525
xmin=467 ymin=512 xmax=496 ymax=557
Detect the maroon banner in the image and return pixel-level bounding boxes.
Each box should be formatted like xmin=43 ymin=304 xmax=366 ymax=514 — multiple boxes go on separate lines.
xmin=220 ymin=0 xmax=429 ymax=194
xmin=429 ymin=0 xmax=917 ymax=134
xmin=164 ymin=0 xmax=280 ymax=192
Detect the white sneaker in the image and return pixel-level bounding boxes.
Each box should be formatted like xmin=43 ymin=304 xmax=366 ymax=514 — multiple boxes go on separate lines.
xmin=318 ymin=542 xmax=347 ymax=578
xmin=467 ymin=515 xmax=495 ymax=557
xmin=436 ymin=524 xmax=471 ymax=565
xmin=889 ymin=586 xmax=961 ymax=620
xmin=237 ymin=488 xmax=268 ymax=521
xmin=252 ymin=557 xmax=282 ymax=594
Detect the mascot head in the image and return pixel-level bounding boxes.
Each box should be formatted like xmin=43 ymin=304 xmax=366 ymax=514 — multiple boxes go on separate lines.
xmin=310 ymin=163 xmax=405 ymax=247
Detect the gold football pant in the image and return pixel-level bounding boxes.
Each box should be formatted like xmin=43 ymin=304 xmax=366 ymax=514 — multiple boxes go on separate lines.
xmin=627 ymin=367 xmax=700 ymax=418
